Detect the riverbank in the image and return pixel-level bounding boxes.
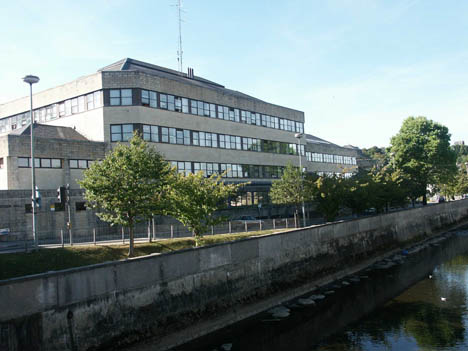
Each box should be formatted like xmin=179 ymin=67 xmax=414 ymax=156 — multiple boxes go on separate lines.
xmin=1 ymin=200 xmax=467 ymax=351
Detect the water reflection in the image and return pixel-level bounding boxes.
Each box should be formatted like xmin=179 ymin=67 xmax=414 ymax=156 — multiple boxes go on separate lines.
xmin=172 ymin=230 xmax=468 ymax=351
xmin=316 ymin=233 xmax=468 ymax=351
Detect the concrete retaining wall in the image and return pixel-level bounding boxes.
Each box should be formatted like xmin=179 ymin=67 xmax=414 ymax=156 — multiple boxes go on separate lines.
xmin=1 ymin=200 xmax=468 ymax=351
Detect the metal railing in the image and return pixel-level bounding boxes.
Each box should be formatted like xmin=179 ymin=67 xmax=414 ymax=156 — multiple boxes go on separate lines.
xmin=0 ymin=217 xmax=301 ymax=253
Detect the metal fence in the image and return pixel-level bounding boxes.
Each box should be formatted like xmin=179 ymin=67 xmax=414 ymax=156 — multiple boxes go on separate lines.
xmin=0 ymin=217 xmax=302 ymax=253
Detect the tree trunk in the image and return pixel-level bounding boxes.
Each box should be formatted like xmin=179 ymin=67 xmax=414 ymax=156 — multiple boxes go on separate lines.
xmin=128 ymin=220 xmax=134 ymax=257
xmin=422 ymin=193 xmax=427 ymax=206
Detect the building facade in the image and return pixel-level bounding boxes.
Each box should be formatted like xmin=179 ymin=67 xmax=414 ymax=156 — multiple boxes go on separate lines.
xmin=0 ymin=58 xmax=360 ymax=236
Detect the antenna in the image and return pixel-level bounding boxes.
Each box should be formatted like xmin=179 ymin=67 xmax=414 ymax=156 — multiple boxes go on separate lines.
xmin=176 ymin=0 xmax=184 ymax=73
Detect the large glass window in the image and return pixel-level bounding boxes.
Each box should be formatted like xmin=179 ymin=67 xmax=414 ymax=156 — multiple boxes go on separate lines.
xmin=142 ymin=90 xmax=157 ymax=107
xmin=111 ymin=124 xmax=133 ymax=142
xmin=143 ymin=125 xmax=159 ymax=142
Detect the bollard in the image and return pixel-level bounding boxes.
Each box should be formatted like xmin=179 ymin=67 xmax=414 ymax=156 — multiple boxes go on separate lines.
xmin=61 ymin=229 xmax=64 ymax=248
xmin=211 ymin=225 xmax=214 ymax=235
xmin=69 ymin=228 xmax=73 ymax=246
xmin=286 ymin=218 xmax=289 ymax=228
xmin=259 ymin=220 xmax=262 ymax=231
xmin=294 ymin=213 xmax=297 ymax=228
xmin=273 ymin=219 xmax=276 ymax=230
xmin=244 ymin=221 xmax=247 ymax=232
xmin=229 ymin=221 xmax=232 ymax=234
xmin=152 ymin=218 xmax=156 ymax=241
xmin=93 ymin=228 xmax=96 ymax=246
xmin=171 ymin=225 xmax=174 ymax=239
xmin=122 ymin=227 xmax=125 ymax=244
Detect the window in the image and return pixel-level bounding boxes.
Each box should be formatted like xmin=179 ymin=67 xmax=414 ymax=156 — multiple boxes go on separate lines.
xmin=70 ymin=160 xmax=90 ymax=169
xmin=110 ymin=90 xmax=120 ymax=106
xmin=169 ymin=128 xmax=176 ymax=144
xmin=209 ymin=104 xmax=216 ymax=118
xmin=111 ymin=124 xmax=133 ymax=142
xmin=18 ymin=157 xmax=62 ymax=168
xmin=175 ymin=97 xmax=182 ymax=112
xmin=78 ymin=96 xmax=85 ymax=113
xmin=334 ymin=155 xmax=343 ymax=164
xmin=142 ymin=90 xmax=157 ymax=107
xmin=87 ymin=93 xmax=95 ymax=110
xmin=191 ymin=100 xmax=198 ymax=115
xmin=110 ymin=89 xmax=132 ymax=106
xmin=160 ymin=94 xmax=167 ymax=109
xmin=184 ymin=130 xmax=190 ymax=145
xmin=192 ymin=131 xmax=199 ymax=146
xmin=323 ymin=154 xmax=334 ymax=163
xmin=167 ymin=95 xmax=175 ymax=111
xmin=182 ymin=98 xmax=189 ymax=113
xmin=40 ymin=159 xmax=51 ymax=168
xmin=312 ymin=153 xmax=323 ymax=162
xmin=176 ymin=129 xmax=184 ymax=144
xmin=197 ymin=101 xmax=204 ymax=116
xmin=143 ymin=125 xmax=159 ymax=142
xmin=71 ymin=98 xmax=78 ymax=113
xmin=161 ymin=127 xmax=169 ymax=142
xmin=0 ymin=157 xmax=3 ymax=169
xmin=121 ymin=89 xmax=132 ymax=105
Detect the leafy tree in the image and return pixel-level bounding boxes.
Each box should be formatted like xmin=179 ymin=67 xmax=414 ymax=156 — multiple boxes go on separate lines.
xmin=269 ymin=163 xmax=313 ymax=218
xmin=361 ymin=146 xmax=389 ymax=170
xmin=390 ymin=116 xmax=457 ymax=205
xmin=310 ymin=175 xmax=345 ymax=222
xmin=169 ymin=171 xmax=245 ymax=246
xmin=342 ymin=171 xmax=374 ymax=215
xmin=452 ymin=143 xmax=468 ymax=164
xmin=79 ymin=133 xmax=174 ymax=257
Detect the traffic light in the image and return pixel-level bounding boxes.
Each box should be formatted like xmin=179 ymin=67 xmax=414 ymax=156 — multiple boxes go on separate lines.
xmin=66 ymin=184 xmax=70 ymax=203
xmin=57 ymin=186 xmax=66 ymax=204
xmin=34 ymin=186 xmax=41 ymax=208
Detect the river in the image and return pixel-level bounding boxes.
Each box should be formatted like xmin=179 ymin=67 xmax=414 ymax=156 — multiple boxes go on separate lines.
xmin=172 ymin=227 xmax=468 ymax=351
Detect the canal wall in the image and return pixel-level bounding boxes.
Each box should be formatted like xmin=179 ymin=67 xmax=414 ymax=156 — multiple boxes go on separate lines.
xmin=1 ymin=200 xmax=468 ymax=351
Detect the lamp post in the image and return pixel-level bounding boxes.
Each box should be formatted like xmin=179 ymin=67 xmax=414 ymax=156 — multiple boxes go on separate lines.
xmin=23 ymin=75 xmax=40 ymax=249
xmin=295 ymin=133 xmax=307 ymax=227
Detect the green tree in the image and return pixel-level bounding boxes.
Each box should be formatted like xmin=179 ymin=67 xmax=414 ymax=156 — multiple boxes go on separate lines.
xmin=342 ymin=171 xmax=374 ymax=215
xmin=79 ymin=133 xmax=174 ymax=257
xmin=310 ymin=175 xmax=345 ymax=222
xmin=170 ymin=171 xmax=245 ymax=246
xmin=269 ymin=163 xmax=312 ymax=221
xmin=390 ymin=116 xmax=457 ymax=205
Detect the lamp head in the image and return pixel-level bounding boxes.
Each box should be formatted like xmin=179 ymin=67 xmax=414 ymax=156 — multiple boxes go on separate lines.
xmin=22 ymin=75 xmax=40 ymax=85
xmin=295 ymin=133 xmax=303 ymax=139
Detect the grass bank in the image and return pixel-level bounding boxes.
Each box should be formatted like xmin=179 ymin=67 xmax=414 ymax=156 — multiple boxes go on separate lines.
xmin=0 ymin=230 xmax=280 ymax=281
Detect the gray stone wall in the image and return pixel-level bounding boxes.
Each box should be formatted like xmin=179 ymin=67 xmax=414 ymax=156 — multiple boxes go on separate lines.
xmin=1 ymin=199 xmax=467 ymax=351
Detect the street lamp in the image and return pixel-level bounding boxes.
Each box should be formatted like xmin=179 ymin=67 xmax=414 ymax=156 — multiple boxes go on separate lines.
xmin=295 ymin=133 xmax=307 ymax=227
xmin=23 ymin=74 xmax=40 ymax=249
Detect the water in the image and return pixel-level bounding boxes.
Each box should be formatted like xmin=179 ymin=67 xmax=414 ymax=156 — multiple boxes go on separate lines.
xmin=173 ymin=228 xmax=468 ymax=351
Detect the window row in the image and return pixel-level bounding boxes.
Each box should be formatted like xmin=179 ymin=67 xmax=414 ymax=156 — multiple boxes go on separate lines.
xmin=305 ymin=152 xmax=357 ymax=165
xmin=170 ymin=161 xmax=285 ymax=179
xmin=229 ymin=191 xmax=270 ymax=207
xmin=108 ymin=88 xmax=304 ymax=134
xmin=111 ymin=123 xmax=304 ymax=156
xmin=69 ymin=159 xmax=94 ymax=169
xmin=17 ymin=158 xmax=94 ymax=169
xmin=18 ymin=157 xmax=62 ymax=168
xmin=0 ymin=91 xmax=102 ymax=133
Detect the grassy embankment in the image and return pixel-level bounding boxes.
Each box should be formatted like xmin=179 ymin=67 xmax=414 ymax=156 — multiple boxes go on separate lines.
xmin=0 ymin=230 xmax=279 ymax=281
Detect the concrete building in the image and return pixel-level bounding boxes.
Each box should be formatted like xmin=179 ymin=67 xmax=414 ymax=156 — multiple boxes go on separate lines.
xmin=0 ymin=58 xmax=360 ymax=237
xmin=303 ymin=134 xmax=358 ymax=177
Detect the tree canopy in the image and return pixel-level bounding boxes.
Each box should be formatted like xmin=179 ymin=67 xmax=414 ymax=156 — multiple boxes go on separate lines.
xmin=390 ymin=116 xmax=457 ymax=205
xmin=79 ymin=133 xmax=174 ymax=256
xmin=169 ymin=171 xmax=245 ymax=245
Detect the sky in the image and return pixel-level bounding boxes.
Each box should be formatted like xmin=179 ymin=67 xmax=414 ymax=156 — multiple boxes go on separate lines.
xmin=1 ymin=0 xmax=467 ymax=148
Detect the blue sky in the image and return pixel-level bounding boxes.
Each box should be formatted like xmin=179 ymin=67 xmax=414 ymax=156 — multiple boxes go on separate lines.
xmin=1 ymin=0 xmax=467 ymax=148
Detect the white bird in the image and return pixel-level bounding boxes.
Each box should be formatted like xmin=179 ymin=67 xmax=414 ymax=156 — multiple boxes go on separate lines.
xmin=441 ymin=297 xmax=447 ymax=301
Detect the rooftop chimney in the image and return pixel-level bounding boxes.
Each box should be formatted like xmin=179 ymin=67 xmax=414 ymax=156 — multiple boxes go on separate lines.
xmin=187 ymin=67 xmax=194 ymax=79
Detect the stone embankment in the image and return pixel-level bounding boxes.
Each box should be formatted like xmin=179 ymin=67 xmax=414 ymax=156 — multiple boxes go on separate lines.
xmin=1 ymin=200 xmax=468 ymax=351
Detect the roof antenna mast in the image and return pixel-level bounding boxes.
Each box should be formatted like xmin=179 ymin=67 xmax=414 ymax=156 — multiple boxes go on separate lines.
xmin=176 ymin=0 xmax=184 ymax=73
